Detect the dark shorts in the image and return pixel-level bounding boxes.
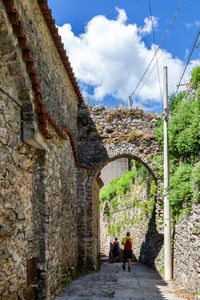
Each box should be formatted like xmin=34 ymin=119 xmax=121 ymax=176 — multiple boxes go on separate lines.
xmin=123 ymin=250 xmax=132 ymax=260
xmin=113 ymin=249 xmax=119 ymax=258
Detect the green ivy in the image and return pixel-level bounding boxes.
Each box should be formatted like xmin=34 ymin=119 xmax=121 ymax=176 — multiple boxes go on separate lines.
xmin=169 ymin=164 xmax=193 ymax=218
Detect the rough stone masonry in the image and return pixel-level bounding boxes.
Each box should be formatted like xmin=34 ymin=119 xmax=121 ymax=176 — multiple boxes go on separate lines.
xmin=0 ymin=0 xmax=199 ymax=299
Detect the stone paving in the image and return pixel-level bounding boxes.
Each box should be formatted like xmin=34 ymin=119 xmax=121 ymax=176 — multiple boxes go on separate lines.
xmin=55 ymin=262 xmax=194 ymax=300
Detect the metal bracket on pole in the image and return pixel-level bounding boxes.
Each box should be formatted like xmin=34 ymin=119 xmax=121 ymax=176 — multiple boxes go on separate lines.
xmin=163 ymin=186 xmax=170 ymax=197
xmin=163 ymin=108 xmax=169 ymax=121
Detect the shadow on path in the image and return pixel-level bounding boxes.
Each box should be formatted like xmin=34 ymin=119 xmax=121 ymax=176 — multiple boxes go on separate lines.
xmin=54 ymin=262 xmax=189 ymax=300
xmin=139 ymin=200 xmax=164 ymax=269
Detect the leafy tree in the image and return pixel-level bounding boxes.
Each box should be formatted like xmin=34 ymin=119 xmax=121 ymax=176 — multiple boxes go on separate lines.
xmin=168 ymin=97 xmax=200 ymax=160
xmin=169 ymin=164 xmax=193 ymax=217
xmin=155 ymin=96 xmax=200 ymax=161
xmin=168 ymin=91 xmax=186 ymax=112
xmin=190 ymin=66 xmax=200 ymax=87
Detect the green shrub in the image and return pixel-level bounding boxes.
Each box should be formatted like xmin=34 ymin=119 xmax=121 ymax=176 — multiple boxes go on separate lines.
xmin=191 ymin=162 xmax=200 ymax=202
xmin=155 ymin=96 xmax=200 ymax=161
xmin=135 ymin=164 xmax=149 ymax=181
xmin=99 ymin=177 xmax=120 ymax=204
xmin=99 ymin=162 xmax=151 ymax=212
xmin=190 ymin=66 xmax=200 ymax=87
xmin=168 ymin=97 xmax=200 ymax=160
xmin=169 ymin=164 xmax=193 ymax=218
xmin=150 ymin=180 xmax=157 ymax=198
xmin=117 ymin=170 xmax=136 ymax=195
xmin=168 ymin=91 xmax=186 ymax=112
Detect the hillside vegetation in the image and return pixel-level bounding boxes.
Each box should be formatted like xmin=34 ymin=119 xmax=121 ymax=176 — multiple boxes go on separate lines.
xmin=155 ymin=66 xmax=200 ymax=219
xmin=100 ymin=161 xmax=157 ymax=237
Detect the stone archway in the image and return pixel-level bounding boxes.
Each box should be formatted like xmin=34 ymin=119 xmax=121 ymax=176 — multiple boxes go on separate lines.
xmin=85 ymin=149 xmax=163 ymax=268
xmin=77 ymin=104 xmax=163 ymax=269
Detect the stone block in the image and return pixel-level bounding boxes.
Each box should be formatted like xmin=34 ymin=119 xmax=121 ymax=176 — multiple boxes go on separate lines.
xmin=0 ymin=223 xmax=14 ymax=237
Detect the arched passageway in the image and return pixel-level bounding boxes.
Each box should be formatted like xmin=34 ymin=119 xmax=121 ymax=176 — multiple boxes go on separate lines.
xmin=77 ymin=148 xmax=163 ymax=271
xmin=76 ymin=104 xmax=163 ymax=270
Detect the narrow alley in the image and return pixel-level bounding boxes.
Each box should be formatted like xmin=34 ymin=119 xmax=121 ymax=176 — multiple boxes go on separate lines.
xmin=55 ymin=262 xmax=193 ymax=300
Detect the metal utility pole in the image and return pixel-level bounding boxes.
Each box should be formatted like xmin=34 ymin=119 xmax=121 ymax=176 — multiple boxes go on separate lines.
xmin=163 ymin=66 xmax=172 ymax=280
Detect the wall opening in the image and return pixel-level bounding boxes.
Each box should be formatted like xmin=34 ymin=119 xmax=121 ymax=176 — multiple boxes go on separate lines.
xmin=98 ymin=156 xmax=163 ymax=270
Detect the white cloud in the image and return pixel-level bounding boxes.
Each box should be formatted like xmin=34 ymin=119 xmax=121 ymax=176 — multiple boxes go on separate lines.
xmin=186 ymin=21 xmax=200 ymax=28
xmin=139 ymin=16 xmax=158 ymax=35
xmin=58 ymin=8 xmax=199 ymax=111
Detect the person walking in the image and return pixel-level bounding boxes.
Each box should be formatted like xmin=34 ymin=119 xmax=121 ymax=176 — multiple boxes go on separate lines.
xmin=122 ymin=232 xmax=133 ymax=272
xmin=112 ymin=238 xmax=120 ymax=262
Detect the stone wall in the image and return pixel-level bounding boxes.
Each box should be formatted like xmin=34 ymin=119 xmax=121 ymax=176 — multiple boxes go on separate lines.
xmin=1 ymin=0 xmax=199 ymax=298
xmin=76 ymin=103 xmax=164 ymax=276
xmin=173 ymin=202 xmax=200 ymax=294
xmin=90 ymin=178 xmax=101 ymax=269
xmin=14 ymin=0 xmax=79 ymax=136
xmin=100 ymin=176 xmax=200 ymax=295
xmin=0 ymin=0 xmax=80 ymax=299
xmin=100 ymin=209 xmax=111 ymax=256
xmin=0 ymin=88 xmax=39 ymax=298
xmin=99 ymin=176 xmax=164 ymax=271
xmin=40 ymin=132 xmax=78 ymax=299
xmin=77 ymin=104 xmax=161 ymax=170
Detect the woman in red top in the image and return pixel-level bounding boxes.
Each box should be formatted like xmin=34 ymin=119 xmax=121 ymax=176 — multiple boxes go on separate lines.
xmin=122 ymin=232 xmax=133 ymax=272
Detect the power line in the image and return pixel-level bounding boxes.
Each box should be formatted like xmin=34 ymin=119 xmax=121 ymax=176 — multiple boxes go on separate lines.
xmin=129 ymin=0 xmax=185 ymax=100
xmin=175 ymin=25 xmax=200 ymax=95
xmin=137 ymin=0 xmax=192 ymax=98
xmin=148 ymin=0 xmax=163 ymax=101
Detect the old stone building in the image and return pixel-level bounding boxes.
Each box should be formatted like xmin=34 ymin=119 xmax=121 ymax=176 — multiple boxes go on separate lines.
xmin=0 ymin=0 xmax=199 ymax=299
xmin=0 ymin=0 xmax=87 ymax=298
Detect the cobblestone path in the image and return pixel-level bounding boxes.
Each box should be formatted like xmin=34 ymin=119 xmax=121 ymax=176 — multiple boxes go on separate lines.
xmin=55 ymin=262 xmax=193 ymax=300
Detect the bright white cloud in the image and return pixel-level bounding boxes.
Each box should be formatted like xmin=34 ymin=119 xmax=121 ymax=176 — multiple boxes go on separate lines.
xmin=58 ymin=8 xmax=199 ymax=111
xmin=139 ymin=16 xmax=158 ymax=35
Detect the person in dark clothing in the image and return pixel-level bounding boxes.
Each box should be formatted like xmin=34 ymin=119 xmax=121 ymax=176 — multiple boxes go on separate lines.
xmin=122 ymin=232 xmax=133 ymax=272
xmin=112 ymin=237 xmax=120 ymax=262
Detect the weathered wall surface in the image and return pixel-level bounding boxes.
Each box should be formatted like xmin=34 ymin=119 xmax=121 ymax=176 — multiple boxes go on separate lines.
xmin=100 ymin=176 xmax=200 ymax=294
xmin=0 ymin=90 xmax=38 ymax=298
xmin=100 ymin=177 xmax=164 ymax=271
xmin=14 ymin=0 xmax=79 ymax=136
xmin=0 ymin=0 xmax=79 ymax=299
xmin=76 ymin=103 xmax=164 ymax=274
xmin=40 ymin=132 xmax=78 ymax=299
xmin=173 ymin=202 xmax=200 ymax=294
xmin=100 ymin=213 xmax=111 ymax=256
xmin=77 ymin=104 xmax=161 ymax=170
xmin=1 ymin=0 xmax=199 ymax=298
xmin=0 ymin=5 xmax=39 ymax=296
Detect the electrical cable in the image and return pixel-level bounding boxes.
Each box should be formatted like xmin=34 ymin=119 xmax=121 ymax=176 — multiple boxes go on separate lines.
xmin=175 ymin=25 xmax=200 ymax=95
xmin=129 ymin=0 xmax=185 ymax=100
xmin=148 ymin=0 xmax=163 ymax=101
xmin=136 ymin=0 xmax=193 ymax=99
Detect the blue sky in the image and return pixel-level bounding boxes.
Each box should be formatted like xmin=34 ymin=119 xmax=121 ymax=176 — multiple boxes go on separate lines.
xmin=48 ymin=0 xmax=200 ymax=113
